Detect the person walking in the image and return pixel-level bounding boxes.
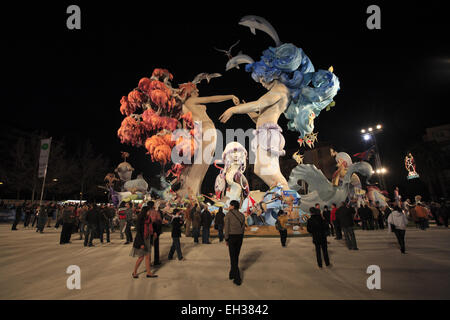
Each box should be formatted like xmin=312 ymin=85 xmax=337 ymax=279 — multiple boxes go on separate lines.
xmin=124 ymin=202 xmax=134 ymax=244
xmin=192 ymin=204 xmax=201 ymax=243
xmin=339 ymin=202 xmax=358 ymax=250
xmin=47 ymin=203 xmax=55 ymax=227
xmin=23 ymin=202 xmax=32 ymax=228
xmin=413 ymin=196 xmax=431 ymax=230
xmin=77 ymin=204 xmax=88 ymax=240
xmin=387 ymin=206 xmax=409 ymax=253
xmin=11 ymin=201 xmax=23 ymax=230
xmin=375 ymin=201 xmax=385 ymax=229
xmin=99 ymin=204 xmax=111 ymax=244
xmin=149 ymin=201 xmax=163 ymax=265
xmin=201 ymin=204 xmax=213 ymax=244
xmin=276 ymin=209 xmax=288 ymax=247
xmin=36 ymin=204 xmax=48 ymax=233
xmin=168 ymin=209 xmax=184 ymax=261
xmin=84 ymin=204 xmax=100 ymax=247
xmin=369 ymin=202 xmax=379 ymax=230
xmin=333 ymin=203 xmax=344 ymax=240
xmin=224 ymin=200 xmax=245 ymax=286
xmin=131 ymin=206 xmax=158 ymax=278
xmin=322 ymin=205 xmax=334 ymax=236
xmin=306 ymin=207 xmax=331 ymax=268
xmin=214 ymin=207 xmax=225 ymax=242
xmin=118 ymin=205 xmax=127 ymax=239
xmin=60 ymin=205 xmax=76 ymax=244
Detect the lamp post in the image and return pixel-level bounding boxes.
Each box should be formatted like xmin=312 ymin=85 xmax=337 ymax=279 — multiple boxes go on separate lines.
xmin=361 ymin=124 xmax=386 ymax=190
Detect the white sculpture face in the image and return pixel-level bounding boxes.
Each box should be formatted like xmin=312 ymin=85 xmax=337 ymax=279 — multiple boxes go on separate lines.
xmin=223 ymin=142 xmax=247 ymax=172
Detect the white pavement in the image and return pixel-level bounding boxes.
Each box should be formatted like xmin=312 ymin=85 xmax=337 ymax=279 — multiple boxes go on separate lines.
xmin=0 ymin=224 xmax=449 ymax=300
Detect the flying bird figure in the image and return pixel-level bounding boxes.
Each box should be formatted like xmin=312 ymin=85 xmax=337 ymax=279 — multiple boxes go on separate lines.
xmin=238 ymin=15 xmax=282 ymax=46
xmin=214 ymin=40 xmax=241 ymax=60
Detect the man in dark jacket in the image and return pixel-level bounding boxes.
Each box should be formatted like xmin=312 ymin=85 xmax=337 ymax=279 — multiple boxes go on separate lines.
xmin=214 ymin=207 xmax=225 ymax=242
xmin=307 ymin=207 xmax=330 ymax=268
xmin=99 ymin=204 xmax=111 ymax=243
xmin=359 ymin=204 xmax=370 ymax=230
xmin=334 ymin=203 xmax=346 ymax=240
xmin=123 ymin=202 xmax=134 ymax=244
xmin=201 ymin=205 xmax=213 ymax=244
xmin=60 ymin=206 xmax=76 ymax=244
xmin=192 ymin=204 xmax=202 ymax=243
xmin=224 ymin=200 xmax=246 ymax=286
xmin=84 ymin=204 xmax=100 ymax=247
xmin=322 ymin=205 xmax=334 ymax=236
xmin=168 ymin=209 xmax=184 ymax=260
xmin=11 ymin=201 xmax=24 ymax=230
xmin=338 ymin=202 xmax=358 ymax=250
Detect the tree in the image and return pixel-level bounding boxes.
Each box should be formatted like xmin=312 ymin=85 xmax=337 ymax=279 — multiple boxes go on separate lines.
xmin=72 ymin=140 xmax=109 ymax=202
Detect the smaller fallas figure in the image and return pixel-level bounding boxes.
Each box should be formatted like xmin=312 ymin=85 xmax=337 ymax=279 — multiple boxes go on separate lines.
xmin=405 ymin=152 xmax=419 ymax=180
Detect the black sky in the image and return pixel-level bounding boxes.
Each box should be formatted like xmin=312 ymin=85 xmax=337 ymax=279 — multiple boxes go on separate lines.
xmin=2 ymin=1 xmax=449 ymax=194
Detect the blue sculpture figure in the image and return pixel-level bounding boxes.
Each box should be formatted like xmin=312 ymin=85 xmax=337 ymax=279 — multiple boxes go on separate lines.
xmin=245 ymin=43 xmax=340 ymax=140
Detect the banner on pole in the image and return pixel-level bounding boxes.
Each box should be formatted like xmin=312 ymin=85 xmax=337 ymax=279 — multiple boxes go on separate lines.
xmin=38 ymin=138 xmax=52 ymax=178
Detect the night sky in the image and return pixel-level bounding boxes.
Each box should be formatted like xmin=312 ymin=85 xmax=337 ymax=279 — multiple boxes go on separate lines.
xmin=2 ymin=2 xmax=449 ymax=195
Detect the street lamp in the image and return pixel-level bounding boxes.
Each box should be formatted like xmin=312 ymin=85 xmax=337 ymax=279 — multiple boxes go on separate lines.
xmin=53 ymin=178 xmax=58 ymax=182
xmin=360 ymin=124 xmax=385 ymax=190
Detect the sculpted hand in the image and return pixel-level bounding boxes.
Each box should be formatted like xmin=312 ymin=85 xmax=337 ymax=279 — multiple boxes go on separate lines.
xmin=231 ymin=95 xmax=240 ymax=106
xmin=219 ymin=107 xmax=235 ymax=123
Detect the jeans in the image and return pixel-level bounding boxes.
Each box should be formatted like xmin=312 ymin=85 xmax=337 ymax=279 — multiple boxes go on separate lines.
xmin=31 ymin=215 xmax=37 ymax=227
xmin=99 ymin=221 xmax=110 ymax=242
xmin=79 ymin=222 xmax=86 ymax=239
xmin=84 ymin=224 xmax=96 ymax=246
xmin=394 ymin=229 xmax=406 ymax=253
xmin=109 ymin=218 xmax=115 ymax=232
xmin=168 ymin=237 xmax=183 ymax=260
xmin=192 ymin=227 xmax=200 ymax=243
xmin=202 ymin=226 xmax=210 ymax=243
xmin=314 ymin=242 xmax=330 ymax=267
xmin=279 ymin=229 xmax=287 ymax=246
xmin=125 ymin=221 xmax=133 ymax=243
xmin=119 ymin=220 xmax=126 ymax=239
xmin=342 ymin=226 xmax=358 ymax=249
xmin=217 ymin=224 xmax=224 ymax=242
xmin=228 ymin=234 xmax=243 ymax=281
xmin=24 ymin=213 xmax=32 ymax=227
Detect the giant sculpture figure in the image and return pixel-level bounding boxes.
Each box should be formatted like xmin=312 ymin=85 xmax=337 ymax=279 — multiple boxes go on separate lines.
xmin=220 ymin=16 xmax=340 ymax=190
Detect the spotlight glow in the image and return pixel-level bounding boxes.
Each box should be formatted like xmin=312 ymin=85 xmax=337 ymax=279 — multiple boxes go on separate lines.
xmin=363 ymin=134 xmax=371 ymax=141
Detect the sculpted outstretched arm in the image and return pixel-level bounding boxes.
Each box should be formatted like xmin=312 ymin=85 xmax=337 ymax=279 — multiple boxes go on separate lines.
xmin=219 ymin=91 xmax=281 ymax=123
xmin=190 ymin=95 xmax=239 ymax=105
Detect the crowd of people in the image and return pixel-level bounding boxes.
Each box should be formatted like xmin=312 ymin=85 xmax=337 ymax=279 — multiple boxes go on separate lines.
xmin=3 ymin=191 xmax=449 ymax=286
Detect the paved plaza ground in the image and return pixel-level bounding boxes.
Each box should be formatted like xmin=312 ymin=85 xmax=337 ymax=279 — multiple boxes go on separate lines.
xmin=0 ymin=223 xmax=449 ymax=300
